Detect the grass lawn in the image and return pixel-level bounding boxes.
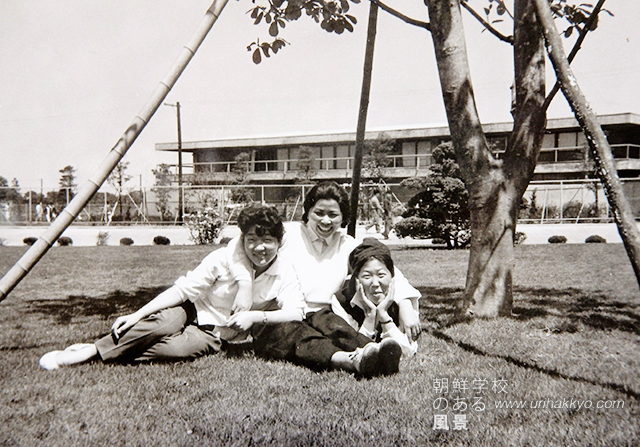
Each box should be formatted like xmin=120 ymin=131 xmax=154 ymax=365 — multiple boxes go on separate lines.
xmin=0 ymin=243 xmax=638 ymax=446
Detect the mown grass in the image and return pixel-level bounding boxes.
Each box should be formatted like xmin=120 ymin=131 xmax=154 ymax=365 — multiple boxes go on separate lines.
xmin=0 ymin=244 xmax=638 ymax=446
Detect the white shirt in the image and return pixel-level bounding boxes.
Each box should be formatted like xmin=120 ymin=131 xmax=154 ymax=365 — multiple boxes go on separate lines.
xmin=171 ymin=245 xmax=305 ymax=339
xmin=280 ymin=222 xmax=421 ymax=314
xmin=225 ymin=223 xmax=421 ymax=315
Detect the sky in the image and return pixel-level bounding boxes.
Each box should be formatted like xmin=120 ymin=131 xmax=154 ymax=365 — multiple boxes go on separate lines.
xmin=0 ymin=0 xmax=639 ymax=192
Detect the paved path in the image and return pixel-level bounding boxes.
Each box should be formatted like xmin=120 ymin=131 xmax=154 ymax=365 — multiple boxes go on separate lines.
xmin=0 ymin=222 xmax=626 ymax=247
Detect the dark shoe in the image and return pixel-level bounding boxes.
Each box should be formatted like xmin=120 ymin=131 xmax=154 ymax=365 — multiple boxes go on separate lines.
xmin=352 ymin=343 xmax=380 ymax=378
xmin=377 ymin=338 xmax=402 ymax=376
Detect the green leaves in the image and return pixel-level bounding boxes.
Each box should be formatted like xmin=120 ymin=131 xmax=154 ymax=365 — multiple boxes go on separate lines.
xmin=247 ymin=38 xmax=289 ymax=64
xmin=246 ymin=0 xmax=359 ymax=63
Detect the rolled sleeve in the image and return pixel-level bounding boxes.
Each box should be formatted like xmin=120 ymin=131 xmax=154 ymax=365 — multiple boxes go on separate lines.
xmin=274 ymin=265 xmax=306 ymax=317
xmin=392 ymin=268 xmax=422 ymax=307
xmin=173 ymin=249 xmax=226 ymax=303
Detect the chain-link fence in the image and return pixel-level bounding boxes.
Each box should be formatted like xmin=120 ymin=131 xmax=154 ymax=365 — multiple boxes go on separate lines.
xmin=2 ymin=178 xmax=639 ymax=226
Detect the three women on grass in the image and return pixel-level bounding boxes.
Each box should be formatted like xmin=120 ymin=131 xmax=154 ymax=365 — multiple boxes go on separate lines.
xmin=239 ymin=181 xmax=421 ymax=376
xmin=40 ymin=181 xmax=420 ymax=377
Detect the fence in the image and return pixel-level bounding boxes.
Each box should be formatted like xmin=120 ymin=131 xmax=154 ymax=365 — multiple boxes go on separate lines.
xmin=2 ymin=178 xmax=640 ymax=226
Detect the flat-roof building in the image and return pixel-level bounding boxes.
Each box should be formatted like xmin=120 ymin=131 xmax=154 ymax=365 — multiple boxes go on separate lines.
xmin=156 ymin=113 xmax=640 ymax=186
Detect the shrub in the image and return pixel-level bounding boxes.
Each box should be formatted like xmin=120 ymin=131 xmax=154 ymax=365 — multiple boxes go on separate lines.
xmin=514 ymin=232 xmax=527 ymax=245
xmin=96 ymin=231 xmax=110 ymax=246
xmin=394 ymin=216 xmax=432 ymax=239
xmin=184 ymin=207 xmax=224 ymax=245
xmin=585 ymin=235 xmax=606 ymax=243
xmin=153 ymin=235 xmax=171 ymax=246
xmin=120 ymin=237 xmax=134 ymax=246
xmin=57 ymin=236 xmax=73 ymax=246
xmin=548 ymin=235 xmax=567 ymax=244
xmin=23 ymin=237 xmax=37 ymax=246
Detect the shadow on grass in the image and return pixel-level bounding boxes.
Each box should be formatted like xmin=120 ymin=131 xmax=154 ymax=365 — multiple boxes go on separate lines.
xmin=431 ymin=330 xmax=640 ymax=400
xmin=511 ymin=287 xmax=640 ymax=336
xmin=417 ymin=285 xmax=640 ymax=400
xmin=417 ymin=285 xmax=640 ymax=336
xmin=27 ymin=287 xmax=169 ymax=324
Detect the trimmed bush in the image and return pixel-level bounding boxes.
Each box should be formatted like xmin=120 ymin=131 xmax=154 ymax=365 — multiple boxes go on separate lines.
xmin=57 ymin=236 xmax=73 ymax=246
xmin=548 ymin=235 xmax=567 ymax=244
xmin=153 ymin=235 xmax=171 ymax=246
xmin=514 ymin=232 xmax=527 ymax=245
xmin=120 ymin=237 xmax=134 ymax=246
xmin=23 ymin=237 xmax=37 ymax=246
xmin=394 ymin=216 xmax=432 ymax=239
xmin=585 ymin=235 xmax=606 ymax=244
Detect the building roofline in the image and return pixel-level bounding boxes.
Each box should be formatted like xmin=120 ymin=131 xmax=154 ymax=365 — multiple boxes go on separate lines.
xmin=156 ymin=112 xmax=640 ymax=152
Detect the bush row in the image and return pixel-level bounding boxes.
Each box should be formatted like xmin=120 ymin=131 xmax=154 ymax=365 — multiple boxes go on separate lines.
xmin=548 ymin=235 xmax=607 ymax=244
xmin=22 ymin=236 xmax=172 ymax=246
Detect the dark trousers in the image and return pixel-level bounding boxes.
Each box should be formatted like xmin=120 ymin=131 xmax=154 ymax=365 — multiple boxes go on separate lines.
xmin=95 ymin=302 xmax=221 ymax=363
xmin=252 ymin=308 xmax=372 ymax=371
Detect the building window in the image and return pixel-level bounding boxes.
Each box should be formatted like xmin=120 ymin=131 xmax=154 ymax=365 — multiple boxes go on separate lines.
xmin=336 ymin=145 xmax=350 ymax=169
xmin=417 ymin=140 xmax=432 ymax=167
xmin=321 ymin=145 xmax=335 ymax=170
xmin=254 ymin=147 xmax=277 ymax=172
xmin=402 ymin=141 xmax=416 ymax=167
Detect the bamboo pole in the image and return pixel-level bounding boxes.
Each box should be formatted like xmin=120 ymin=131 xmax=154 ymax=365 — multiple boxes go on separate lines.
xmin=0 ymin=0 xmax=230 ymax=302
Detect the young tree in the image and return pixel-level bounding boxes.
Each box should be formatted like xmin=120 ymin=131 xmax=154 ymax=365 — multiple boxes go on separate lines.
xmin=58 ymin=165 xmax=77 ymax=205
xmin=399 ymin=142 xmax=470 ymax=248
xmin=229 ymin=152 xmax=254 ymax=205
xmin=295 ymin=146 xmax=318 ymax=182
xmin=107 ymin=161 xmax=132 ymax=221
xmin=361 ymin=135 xmax=395 ymax=237
xmin=362 ymin=134 xmax=394 ymax=181
xmin=152 ymin=164 xmax=173 ymax=222
xmin=246 ymin=0 xmax=620 ymax=317
xmin=0 ymin=176 xmax=23 ymax=203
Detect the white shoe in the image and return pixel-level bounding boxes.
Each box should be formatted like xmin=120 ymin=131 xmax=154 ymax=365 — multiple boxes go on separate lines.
xmin=64 ymin=343 xmax=94 ymax=352
xmin=39 ymin=351 xmax=64 ymax=370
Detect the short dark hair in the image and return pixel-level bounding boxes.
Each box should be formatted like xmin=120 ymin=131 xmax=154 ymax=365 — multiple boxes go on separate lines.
xmin=237 ymin=205 xmax=285 ymax=242
xmin=302 ymin=181 xmax=350 ymax=227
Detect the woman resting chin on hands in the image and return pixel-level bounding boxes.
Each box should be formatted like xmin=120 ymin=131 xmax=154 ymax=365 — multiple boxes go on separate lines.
xmin=335 ymin=238 xmax=419 ymax=358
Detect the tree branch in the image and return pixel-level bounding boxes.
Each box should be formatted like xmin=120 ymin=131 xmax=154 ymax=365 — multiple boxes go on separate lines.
xmin=542 ymin=0 xmax=607 ymax=111
xmin=460 ymin=0 xmax=513 ymax=44
xmin=372 ymin=0 xmax=430 ymax=31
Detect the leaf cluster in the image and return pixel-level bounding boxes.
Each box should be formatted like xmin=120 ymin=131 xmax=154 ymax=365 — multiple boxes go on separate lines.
xmin=247 ymin=0 xmax=359 ymax=63
xmin=548 ymin=1 xmax=611 ymax=37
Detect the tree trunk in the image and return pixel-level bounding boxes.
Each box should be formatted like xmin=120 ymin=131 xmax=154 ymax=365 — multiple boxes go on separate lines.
xmin=348 ymin=0 xmax=378 ymax=237
xmin=426 ymin=0 xmax=545 ymax=317
xmin=534 ymin=0 xmax=640 ymax=289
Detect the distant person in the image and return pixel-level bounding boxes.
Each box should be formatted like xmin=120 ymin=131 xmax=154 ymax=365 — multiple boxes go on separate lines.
xmin=39 ymin=205 xmax=306 ymax=369
xmin=365 ymin=189 xmax=384 ymax=234
xmin=35 ymin=203 xmax=44 ymax=222
xmin=1 ymin=202 xmax=10 ymax=222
